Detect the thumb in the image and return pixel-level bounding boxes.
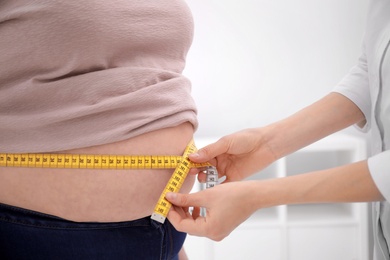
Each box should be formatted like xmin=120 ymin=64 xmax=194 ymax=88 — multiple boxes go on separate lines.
xmin=189 ymin=138 xmax=229 ymax=163
xmin=165 ymin=192 xmax=202 ymax=208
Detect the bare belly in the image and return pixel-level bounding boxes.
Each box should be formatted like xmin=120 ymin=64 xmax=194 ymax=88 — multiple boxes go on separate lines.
xmin=0 ymin=123 xmax=195 ymax=222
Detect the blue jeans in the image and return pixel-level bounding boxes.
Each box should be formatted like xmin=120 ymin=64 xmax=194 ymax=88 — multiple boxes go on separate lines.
xmin=0 ymin=203 xmax=186 ymax=260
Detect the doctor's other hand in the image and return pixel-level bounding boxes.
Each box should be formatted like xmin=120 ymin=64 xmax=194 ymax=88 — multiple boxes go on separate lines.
xmin=190 ymin=128 xmax=277 ymax=183
xmin=166 ymin=181 xmax=259 ymax=241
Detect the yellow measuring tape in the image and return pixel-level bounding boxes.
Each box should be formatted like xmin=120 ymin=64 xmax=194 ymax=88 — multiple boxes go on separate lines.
xmin=0 ymin=139 xmax=217 ymax=223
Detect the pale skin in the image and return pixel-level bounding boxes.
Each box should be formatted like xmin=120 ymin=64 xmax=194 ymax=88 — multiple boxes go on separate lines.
xmin=166 ymin=92 xmax=385 ymax=241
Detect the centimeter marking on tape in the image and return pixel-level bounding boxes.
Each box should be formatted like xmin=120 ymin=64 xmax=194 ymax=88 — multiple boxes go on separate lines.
xmin=0 ymin=153 xmax=207 ymax=169
xmin=0 ymin=139 xmax=218 ymax=224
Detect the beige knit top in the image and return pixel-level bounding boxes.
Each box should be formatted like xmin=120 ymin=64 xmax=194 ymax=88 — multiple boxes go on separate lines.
xmin=0 ymin=0 xmax=197 ymax=153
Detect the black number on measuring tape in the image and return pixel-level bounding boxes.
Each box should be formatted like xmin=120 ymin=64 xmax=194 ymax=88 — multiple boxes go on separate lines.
xmin=182 ymin=160 xmax=189 ymax=167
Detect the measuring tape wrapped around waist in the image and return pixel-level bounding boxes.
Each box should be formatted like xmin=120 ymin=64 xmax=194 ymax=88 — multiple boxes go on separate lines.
xmin=0 ymin=139 xmax=218 ymax=223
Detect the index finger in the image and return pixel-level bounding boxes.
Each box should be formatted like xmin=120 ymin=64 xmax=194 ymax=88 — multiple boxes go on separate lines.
xmin=167 ymin=208 xmax=208 ymax=236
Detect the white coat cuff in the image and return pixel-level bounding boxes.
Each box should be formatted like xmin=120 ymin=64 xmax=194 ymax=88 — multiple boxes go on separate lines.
xmin=368 ymin=150 xmax=390 ymax=202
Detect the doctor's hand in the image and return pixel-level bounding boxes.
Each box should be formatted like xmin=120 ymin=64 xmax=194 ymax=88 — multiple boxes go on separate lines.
xmin=191 ymin=128 xmax=277 ymax=183
xmin=166 ymin=181 xmax=259 ymax=241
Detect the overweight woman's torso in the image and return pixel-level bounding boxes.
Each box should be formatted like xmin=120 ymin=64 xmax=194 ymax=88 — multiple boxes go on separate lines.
xmin=0 ymin=123 xmax=195 ymax=222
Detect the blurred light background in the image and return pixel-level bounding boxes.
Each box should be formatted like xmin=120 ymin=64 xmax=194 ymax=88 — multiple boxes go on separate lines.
xmin=185 ymin=0 xmax=369 ymax=139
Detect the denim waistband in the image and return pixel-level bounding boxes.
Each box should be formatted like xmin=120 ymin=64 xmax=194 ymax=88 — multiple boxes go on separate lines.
xmin=0 ymin=202 xmax=186 ymax=259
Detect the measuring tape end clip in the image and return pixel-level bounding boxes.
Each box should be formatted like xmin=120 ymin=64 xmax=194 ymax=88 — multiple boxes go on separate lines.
xmin=151 ymin=213 xmax=166 ymax=224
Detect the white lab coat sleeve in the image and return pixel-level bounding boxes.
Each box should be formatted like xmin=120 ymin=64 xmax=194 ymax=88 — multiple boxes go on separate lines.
xmin=332 ymin=47 xmax=371 ymax=133
xmin=368 ymin=150 xmax=390 ymax=202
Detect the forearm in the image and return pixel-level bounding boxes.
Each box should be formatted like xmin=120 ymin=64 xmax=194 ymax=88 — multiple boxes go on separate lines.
xmin=263 ymin=92 xmax=365 ymax=160
xmin=250 ymin=160 xmax=384 ymax=210
xmin=166 ymin=160 xmax=383 ymax=241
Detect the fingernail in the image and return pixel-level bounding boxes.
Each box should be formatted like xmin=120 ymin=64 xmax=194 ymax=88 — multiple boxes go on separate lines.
xmin=165 ymin=192 xmax=176 ymax=200
xmin=190 ymin=152 xmax=200 ymax=158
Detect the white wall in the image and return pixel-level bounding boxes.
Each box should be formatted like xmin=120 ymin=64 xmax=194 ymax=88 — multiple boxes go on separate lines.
xmin=184 ymin=0 xmax=369 ymax=139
